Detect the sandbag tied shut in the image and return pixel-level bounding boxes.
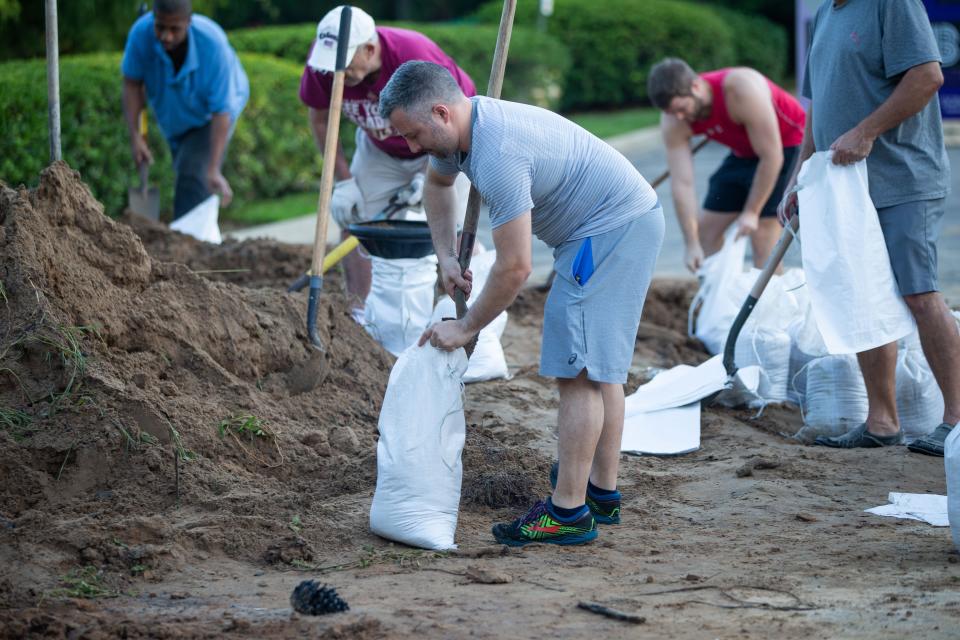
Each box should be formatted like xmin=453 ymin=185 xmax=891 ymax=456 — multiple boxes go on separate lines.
xmin=370 ymin=345 xmax=469 ymax=550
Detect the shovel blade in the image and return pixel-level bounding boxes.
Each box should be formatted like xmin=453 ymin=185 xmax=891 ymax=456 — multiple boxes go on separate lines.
xmin=128 ymin=186 xmax=160 ymax=220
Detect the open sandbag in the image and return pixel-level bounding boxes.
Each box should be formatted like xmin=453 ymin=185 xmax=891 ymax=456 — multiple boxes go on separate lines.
xmin=369 ymin=345 xmax=468 ymax=550
xmin=431 ymin=249 xmax=509 ymax=383
xmin=364 ymin=255 xmax=438 ymax=355
xmin=796 ymin=152 xmax=914 ymax=354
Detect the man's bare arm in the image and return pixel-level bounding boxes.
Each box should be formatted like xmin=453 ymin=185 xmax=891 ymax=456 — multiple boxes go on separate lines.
xmin=459 ymin=212 xmax=532 ymax=334
xmin=726 ymin=71 xmax=784 ymax=220
xmin=662 ymin=114 xmax=698 ymax=244
xmin=308 ymin=107 xmax=352 ymax=180
xmin=423 ymin=167 xmax=460 ymax=263
xmin=831 ymin=61 xmax=943 ymax=164
xmin=122 ymin=77 xmax=152 ymax=166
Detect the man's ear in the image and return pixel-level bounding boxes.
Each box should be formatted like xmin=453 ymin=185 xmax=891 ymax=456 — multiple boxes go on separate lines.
xmin=432 ymin=104 xmax=451 ymax=123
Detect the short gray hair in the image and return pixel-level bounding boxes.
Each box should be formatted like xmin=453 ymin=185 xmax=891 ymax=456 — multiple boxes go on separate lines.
xmin=379 ymin=60 xmax=464 ymax=121
xmin=647 ymin=58 xmax=697 ymax=110
xmin=154 ymin=0 xmax=191 ymax=16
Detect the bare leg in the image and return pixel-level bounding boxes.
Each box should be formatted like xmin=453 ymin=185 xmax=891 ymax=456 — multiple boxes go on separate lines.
xmin=698 ymin=209 xmax=737 ymax=256
xmin=904 ymin=292 xmax=960 ymax=424
xmin=340 ymin=228 xmax=372 ymax=309
xmin=856 ymin=342 xmax=900 ymax=436
xmin=553 ymin=371 xmax=604 ymax=509
xmin=750 ymin=217 xmax=785 ymax=273
xmin=589 ymin=382 xmax=625 ymax=491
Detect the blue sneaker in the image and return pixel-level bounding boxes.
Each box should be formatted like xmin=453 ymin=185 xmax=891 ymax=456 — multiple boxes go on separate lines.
xmin=549 ymin=462 xmax=621 ymax=525
xmin=492 ymin=499 xmax=597 ymax=547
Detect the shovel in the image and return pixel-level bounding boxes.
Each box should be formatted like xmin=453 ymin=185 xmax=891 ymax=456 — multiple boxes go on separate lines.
xmin=721 ymin=214 xmax=800 ymax=380
xmin=306 ymin=6 xmax=352 ymax=353
xmin=128 ymin=111 xmax=160 ymax=220
xmin=453 ymin=0 xmax=517 ymax=357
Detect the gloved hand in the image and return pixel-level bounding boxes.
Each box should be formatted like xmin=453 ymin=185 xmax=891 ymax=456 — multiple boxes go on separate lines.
xmin=402 ymin=172 xmax=426 ymax=207
xmin=330 ymin=178 xmax=364 ymax=227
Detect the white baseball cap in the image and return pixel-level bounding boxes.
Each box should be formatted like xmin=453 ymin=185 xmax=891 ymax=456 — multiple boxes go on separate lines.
xmin=307 ymin=6 xmax=376 ymax=72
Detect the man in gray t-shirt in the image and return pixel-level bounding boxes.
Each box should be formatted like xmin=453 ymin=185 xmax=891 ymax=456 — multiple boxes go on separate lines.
xmin=379 ymin=61 xmax=664 ymax=547
xmin=780 ymin=0 xmax=959 ymax=454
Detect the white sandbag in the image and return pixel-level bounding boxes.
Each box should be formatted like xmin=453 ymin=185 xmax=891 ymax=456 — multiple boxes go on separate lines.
xmin=429 ymin=249 xmax=510 ymax=383
xmin=734 ymin=328 xmax=791 ymax=404
xmin=689 ymin=226 xmax=748 ymax=355
xmin=946 ymin=426 xmax=960 ymax=552
xmin=795 ymin=354 xmax=868 ymax=442
xmin=170 ymin=195 xmax=222 ymax=244
xmin=796 ymin=152 xmax=914 ymax=354
xmin=787 ymin=342 xmax=816 ymax=405
xmin=369 ymin=345 xmax=468 ymax=550
xmin=364 ymin=255 xmax=438 ymax=356
xmin=896 ymin=346 xmax=944 ymax=444
xmin=432 ymin=297 xmax=508 ymax=383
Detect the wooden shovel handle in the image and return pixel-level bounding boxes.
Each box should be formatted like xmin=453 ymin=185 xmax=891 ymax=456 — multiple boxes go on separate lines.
xmin=310 ymin=7 xmax=352 ymax=277
xmin=454 ymin=0 xmax=517 ymax=320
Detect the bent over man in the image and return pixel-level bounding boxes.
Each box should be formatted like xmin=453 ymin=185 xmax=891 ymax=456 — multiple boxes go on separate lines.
xmin=300 ymin=6 xmax=475 ymax=315
xmin=379 ymin=61 xmax=664 ymax=546
xmin=122 ymin=0 xmax=248 ymax=218
xmin=648 ymin=58 xmax=805 ymax=271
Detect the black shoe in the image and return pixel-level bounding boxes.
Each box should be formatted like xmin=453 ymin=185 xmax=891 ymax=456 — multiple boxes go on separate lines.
xmin=814 ymin=423 xmax=903 ymax=448
xmin=549 ymin=462 xmax=621 ymax=524
xmin=907 ymin=423 xmax=955 ymax=457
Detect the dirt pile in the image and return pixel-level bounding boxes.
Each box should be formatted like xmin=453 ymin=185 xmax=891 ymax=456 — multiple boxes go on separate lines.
xmin=0 ymin=164 xmax=562 ymax=611
xmin=0 ymin=164 xmax=397 ymax=606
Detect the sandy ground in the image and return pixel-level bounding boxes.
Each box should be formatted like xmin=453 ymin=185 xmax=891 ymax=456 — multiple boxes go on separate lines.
xmin=1 ymin=166 xmax=958 ymax=639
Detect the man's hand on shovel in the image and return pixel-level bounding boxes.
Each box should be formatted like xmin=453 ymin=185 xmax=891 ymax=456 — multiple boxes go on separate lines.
xmin=777 ymin=182 xmax=799 ymax=227
xmin=438 ymin=254 xmax=473 ymax=300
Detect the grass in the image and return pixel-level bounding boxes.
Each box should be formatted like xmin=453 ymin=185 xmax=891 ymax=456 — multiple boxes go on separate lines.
xmin=218 ymin=414 xmax=272 ymax=441
xmin=217 ymin=414 xmax=284 ymax=467
xmin=567 ymin=107 xmax=661 ymax=140
xmin=223 ymin=191 xmax=316 ymax=226
xmin=0 ymin=407 xmax=33 ymax=440
xmin=50 ymin=566 xmax=119 ymax=599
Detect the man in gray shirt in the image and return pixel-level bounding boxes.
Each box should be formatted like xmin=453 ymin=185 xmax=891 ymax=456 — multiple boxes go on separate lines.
xmin=780 ymin=0 xmax=959 ymax=455
xmin=379 ymin=61 xmax=664 ymax=546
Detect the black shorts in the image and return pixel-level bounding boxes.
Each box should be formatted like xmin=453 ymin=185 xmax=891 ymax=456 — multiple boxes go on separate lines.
xmin=702 ymin=146 xmax=799 ymax=218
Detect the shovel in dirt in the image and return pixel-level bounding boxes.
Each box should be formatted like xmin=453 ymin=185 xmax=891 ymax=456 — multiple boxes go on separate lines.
xmin=721 ymin=214 xmax=800 ymax=381
xmin=453 ymin=0 xmax=517 ymax=357
xmin=305 ymin=7 xmax=352 ymax=355
xmin=128 ymin=112 xmax=160 ymax=220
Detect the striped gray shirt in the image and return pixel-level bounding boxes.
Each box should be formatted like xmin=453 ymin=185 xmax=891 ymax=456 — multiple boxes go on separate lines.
xmin=431 ymin=96 xmax=658 ymax=248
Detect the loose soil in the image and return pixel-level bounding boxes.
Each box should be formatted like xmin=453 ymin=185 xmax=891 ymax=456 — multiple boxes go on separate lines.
xmin=0 ymin=164 xmax=956 ymax=639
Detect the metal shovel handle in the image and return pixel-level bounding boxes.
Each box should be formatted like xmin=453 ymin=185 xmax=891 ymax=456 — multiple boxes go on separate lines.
xmin=722 ymin=214 xmax=800 ymax=377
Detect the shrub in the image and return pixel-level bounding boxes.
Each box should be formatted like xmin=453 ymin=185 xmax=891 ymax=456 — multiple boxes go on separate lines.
xmin=229 ymin=21 xmax=571 ymax=110
xmin=473 ymin=0 xmax=788 ymax=110
xmin=0 ymin=52 xmax=318 ymax=217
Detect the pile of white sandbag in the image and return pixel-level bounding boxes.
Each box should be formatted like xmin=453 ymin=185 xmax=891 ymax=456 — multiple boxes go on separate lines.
xmin=689 ymin=155 xmax=946 ymax=443
xmin=947 ymin=426 xmax=960 ymax=553
xmin=361 ymin=247 xmax=510 ymax=383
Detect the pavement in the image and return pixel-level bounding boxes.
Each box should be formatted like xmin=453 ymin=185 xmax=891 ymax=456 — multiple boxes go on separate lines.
xmin=228 ymin=127 xmax=960 ymax=305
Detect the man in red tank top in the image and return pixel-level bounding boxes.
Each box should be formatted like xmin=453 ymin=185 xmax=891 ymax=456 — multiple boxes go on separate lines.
xmin=648 ymin=58 xmax=806 ymax=271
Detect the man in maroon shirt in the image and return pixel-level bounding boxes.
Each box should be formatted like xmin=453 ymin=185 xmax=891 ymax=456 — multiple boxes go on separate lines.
xmin=648 ymin=58 xmax=806 ymax=272
xmin=300 ymin=6 xmax=476 ymax=313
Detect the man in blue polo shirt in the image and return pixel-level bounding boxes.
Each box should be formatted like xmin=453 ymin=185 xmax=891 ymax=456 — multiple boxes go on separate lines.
xmin=121 ymin=0 xmax=248 ymax=218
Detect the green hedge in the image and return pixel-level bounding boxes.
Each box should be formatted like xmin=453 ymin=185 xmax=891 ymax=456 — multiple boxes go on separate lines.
xmin=229 ymin=21 xmax=571 ymax=110
xmin=0 ymin=52 xmax=317 ymax=216
xmin=473 ymin=0 xmax=787 ymax=111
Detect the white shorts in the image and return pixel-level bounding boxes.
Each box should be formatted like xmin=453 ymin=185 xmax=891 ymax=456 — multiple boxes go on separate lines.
xmin=350 ymin=129 xmax=470 ymax=225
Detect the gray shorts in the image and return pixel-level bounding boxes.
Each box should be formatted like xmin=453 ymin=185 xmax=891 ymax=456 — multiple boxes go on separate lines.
xmin=540 ymin=207 xmax=665 ymax=384
xmin=877 ymin=198 xmax=946 ymax=296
